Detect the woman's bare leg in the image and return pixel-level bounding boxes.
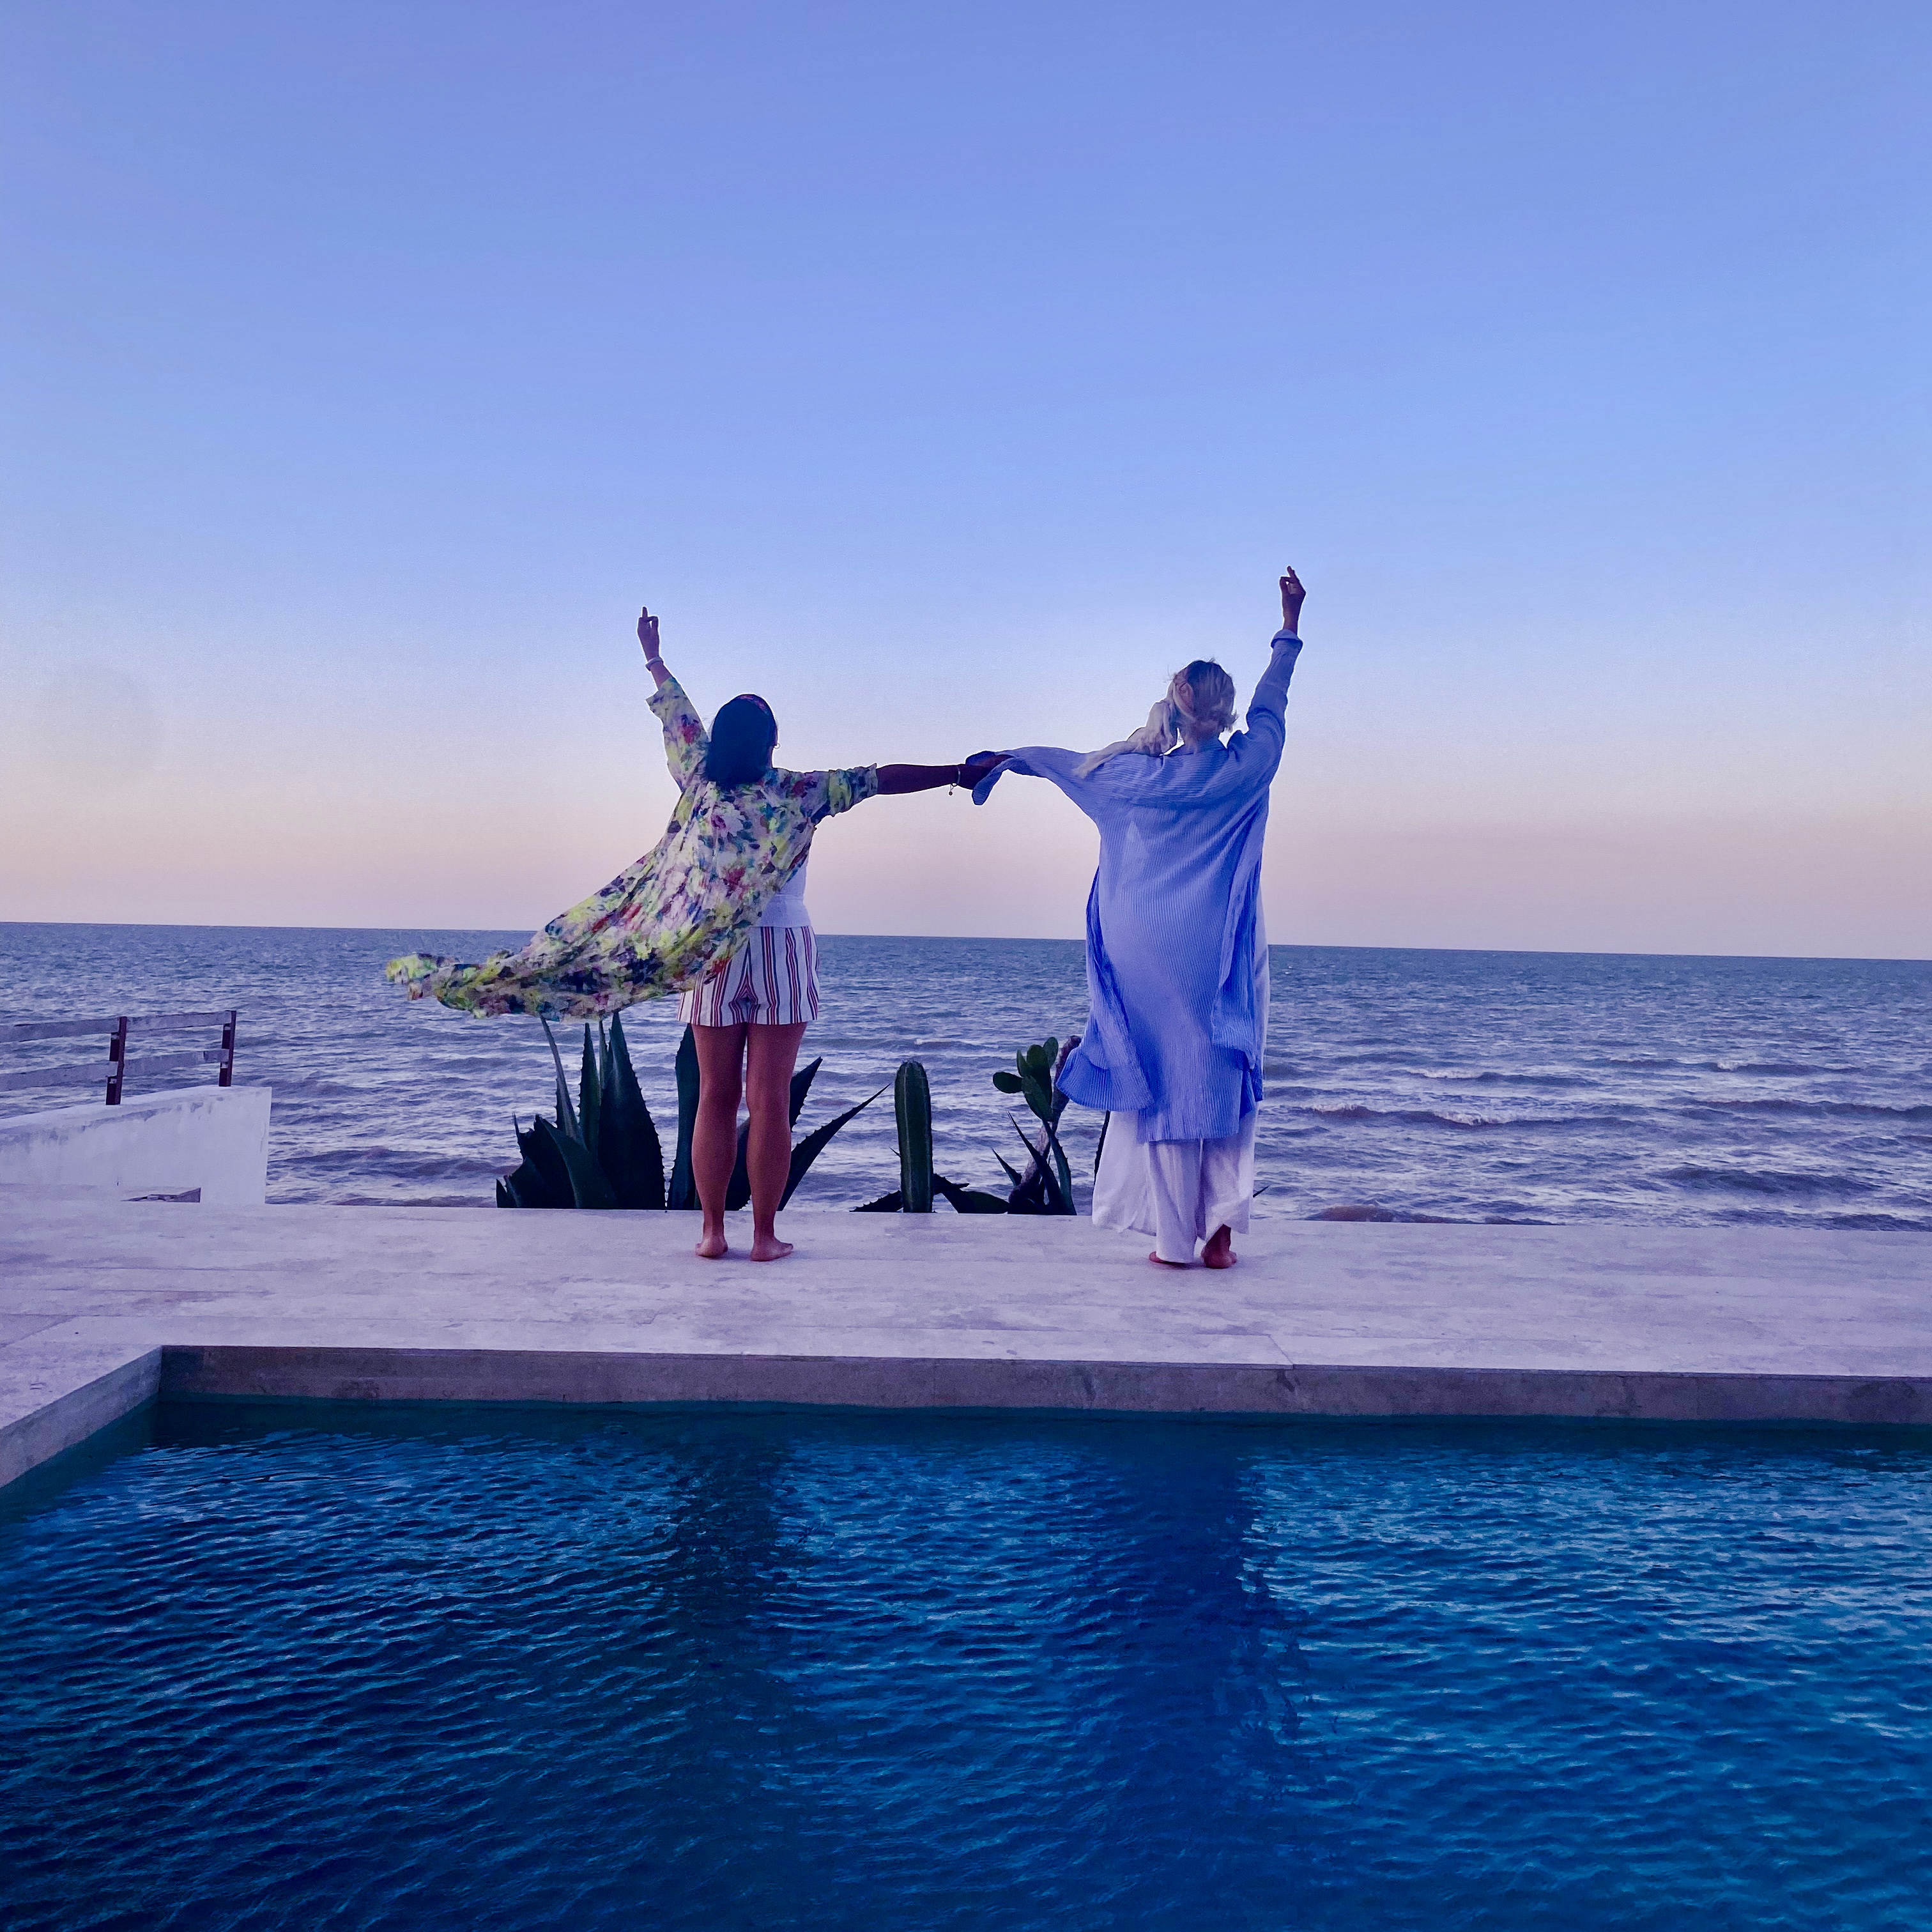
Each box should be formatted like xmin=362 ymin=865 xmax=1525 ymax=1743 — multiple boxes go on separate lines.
xmin=1201 ymin=1225 xmax=1236 ymax=1269
xmin=744 ymin=1021 xmax=808 ymax=1261
xmin=692 ymin=1022 xmax=748 ymax=1258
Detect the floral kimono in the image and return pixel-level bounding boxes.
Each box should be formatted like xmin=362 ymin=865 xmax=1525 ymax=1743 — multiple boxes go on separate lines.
xmin=386 ymin=677 xmax=878 ymax=1018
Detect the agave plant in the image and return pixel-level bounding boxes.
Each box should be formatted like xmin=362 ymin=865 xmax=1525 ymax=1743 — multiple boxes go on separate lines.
xmin=498 ymin=1016 xmax=877 ymax=1211
xmin=855 ymin=1060 xmax=1010 ymax=1213
xmin=496 ymin=1013 xmax=661 ymax=1209
xmin=992 ymin=1036 xmax=1079 ymax=1215
xmin=724 ymin=1057 xmax=887 ymax=1211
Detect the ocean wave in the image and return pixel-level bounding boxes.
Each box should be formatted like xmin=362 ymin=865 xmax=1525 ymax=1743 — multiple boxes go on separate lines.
xmin=1661 ymin=1164 xmax=1873 ymax=1198
xmin=319 ymin=1192 xmax=503 ymax=1209
xmin=1292 ymin=1103 xmax=1611 ymax=1132
xmin=1681 ymin=1098 xmax=1932 ymax=1122
xmin=1719 ymin=1061 xmax=1852 ymax=1076
xmin=1598 ymin=1055 xmax=1855 ymax=1076
xmin=1414 ymin=1069 xmax=1595 ymax=1089
xmin=1307 ymin=1202 xmax=1551 ymax=1225
xmin=279 ymin=1147 xmax=506 ymax=1181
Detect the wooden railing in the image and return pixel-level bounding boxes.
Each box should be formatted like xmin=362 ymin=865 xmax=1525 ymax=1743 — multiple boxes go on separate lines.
xmin=0 ymin=1010 xmax=240 ymax=1106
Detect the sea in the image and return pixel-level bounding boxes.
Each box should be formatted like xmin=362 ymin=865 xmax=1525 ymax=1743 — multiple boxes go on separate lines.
xmin=2 ymin=923 xmax=1928 ymax=1230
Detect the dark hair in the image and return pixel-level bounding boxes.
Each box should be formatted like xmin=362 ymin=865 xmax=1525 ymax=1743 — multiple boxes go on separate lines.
xmin=703 ymin=695 xmax=778 ymax=787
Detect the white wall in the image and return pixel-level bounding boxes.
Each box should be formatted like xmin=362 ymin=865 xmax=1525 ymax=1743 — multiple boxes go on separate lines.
xmin=0 ymin=1086 xmax=272 ymax=1206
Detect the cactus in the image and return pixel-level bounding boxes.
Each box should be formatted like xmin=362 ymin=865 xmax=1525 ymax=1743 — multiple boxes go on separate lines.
xmin=895 ymin=1059 xmax=935 ymax=1212
xmin=859 ymin=1061 xmax=1011 ymax=1213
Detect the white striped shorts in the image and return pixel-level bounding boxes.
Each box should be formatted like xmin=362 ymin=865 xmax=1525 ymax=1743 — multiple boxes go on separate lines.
xmin=677 ymin=924 xmax=820 ymax=1027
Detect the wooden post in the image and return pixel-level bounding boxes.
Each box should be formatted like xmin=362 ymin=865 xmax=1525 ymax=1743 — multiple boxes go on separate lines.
xmin=218 ymin=1010 xmax=237 ymax=1087
xmin=105 ymin=1016 xmax=128 ymax=1106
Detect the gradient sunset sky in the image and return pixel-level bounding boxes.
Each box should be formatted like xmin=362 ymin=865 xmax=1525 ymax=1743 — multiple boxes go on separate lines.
xmin=2 ymin=1 xmax=1925 ymax=957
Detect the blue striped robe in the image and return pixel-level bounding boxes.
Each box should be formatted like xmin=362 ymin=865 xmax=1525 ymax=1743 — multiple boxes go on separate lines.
xmin=974 ymin=630 xmax=1301 ymax=1143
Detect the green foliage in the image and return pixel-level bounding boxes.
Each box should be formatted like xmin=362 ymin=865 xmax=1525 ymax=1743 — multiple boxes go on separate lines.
xmin=1005 ymin=1119 xmax=1072 ymax=1214
xmin=497 ymin=1015 xmax=671 ymax=1211
xmin=501 ymin=1018 xmax=878 ymax=1213
xmin=994 ymin=1034 xmax=1077 ymax=1215
xmin=932 ymin=1172 xmax=1010 ymax=1213
xmin=726 ymin=1057 xmax=821 ymax=1210
xmin=599 ymin=1015 xmax=665 ymax=1209
xmin=498 ymin=1111 xmax=572 ymax=1209
xmin=668 ymin=1025 xmax=700 ymax=1210
xmin=895 ymin=1060 xmax=935 ymax=1212
xmin=783 ymin=1085 xmax=887 ymax=1208
xmin=543 ymin=1018 xmax=581 ymax=1144
xmin=723 ymin=1055 xmax=885 ymax=1210
xmin=855 ymin=1061 xmax=1007 ymax=1214
xmin=542 ymin=1111 xmax=618 ymax=1209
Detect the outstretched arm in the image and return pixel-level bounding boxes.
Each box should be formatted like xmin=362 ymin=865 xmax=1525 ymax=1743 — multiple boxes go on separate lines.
xmin=876 ymin=752 xmax=1008 ymax=795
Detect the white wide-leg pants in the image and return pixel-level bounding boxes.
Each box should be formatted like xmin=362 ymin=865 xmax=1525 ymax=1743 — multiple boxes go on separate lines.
xmin=1090 ymin=899 xmax=1268 ymax=1264
xmin=1091 ymin=1108 xmax=1257 ymax=1264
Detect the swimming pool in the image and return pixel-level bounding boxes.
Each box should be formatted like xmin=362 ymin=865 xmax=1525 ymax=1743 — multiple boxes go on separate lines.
xmin=3 ymin=1406 xmax=1928 ymax=1931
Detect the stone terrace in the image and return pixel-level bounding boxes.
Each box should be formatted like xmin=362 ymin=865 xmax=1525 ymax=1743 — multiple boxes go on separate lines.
xmin=4 ymin=1197 xmax=1929 ymax=1488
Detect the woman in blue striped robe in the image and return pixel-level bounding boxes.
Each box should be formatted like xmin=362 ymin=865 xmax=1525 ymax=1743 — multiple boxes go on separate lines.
xmin=974 ymin=571 xmax=1307 ymax=1266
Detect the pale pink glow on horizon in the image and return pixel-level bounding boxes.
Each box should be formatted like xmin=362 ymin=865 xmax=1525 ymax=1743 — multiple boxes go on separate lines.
xmin=4 ymin=719 xmax=1926 ymax=959
xmin=1 ymin=5 xmax=1924 ymax=961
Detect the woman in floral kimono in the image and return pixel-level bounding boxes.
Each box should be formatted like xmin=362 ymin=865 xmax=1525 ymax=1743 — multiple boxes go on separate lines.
xmin=390 ymin=608 xmax=999 ymax=1263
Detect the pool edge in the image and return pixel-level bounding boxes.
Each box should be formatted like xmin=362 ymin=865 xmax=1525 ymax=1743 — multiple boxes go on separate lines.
xmin=157 ymin=1344 xmax=1932 ymax=1428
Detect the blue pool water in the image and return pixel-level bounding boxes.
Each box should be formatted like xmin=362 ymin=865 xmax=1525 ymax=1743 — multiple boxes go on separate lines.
xmin=3 ymin=1407 xmax=1929 ymax=1931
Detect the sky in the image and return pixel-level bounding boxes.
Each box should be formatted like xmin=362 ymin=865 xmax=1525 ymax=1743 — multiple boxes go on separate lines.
xmin=1 ymin=0 xmax=1926 ymax=957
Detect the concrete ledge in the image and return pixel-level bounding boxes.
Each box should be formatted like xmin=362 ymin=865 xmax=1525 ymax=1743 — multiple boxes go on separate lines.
xmin=0 ymin=1085 xmax=271 ymax=1206
xmin=4 ymin=1197 xmax=1929 ymax=1490
xmin=160 ymin=1344 xmax=1931 ymax=1426
xmin=0 ymin=1341 xmax=162 ymax=1491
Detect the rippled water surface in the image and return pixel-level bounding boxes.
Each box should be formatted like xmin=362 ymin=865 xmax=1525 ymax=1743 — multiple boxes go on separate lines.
xmin=3 ymin=1406 xmax=1929 ymax=1931
xmin=1 ymin=923 xmax=1928 ymax=1226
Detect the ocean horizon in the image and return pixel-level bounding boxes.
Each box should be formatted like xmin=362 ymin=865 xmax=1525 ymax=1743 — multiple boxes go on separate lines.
xmin=3 ymin=921 xmax=1928 ymax=1232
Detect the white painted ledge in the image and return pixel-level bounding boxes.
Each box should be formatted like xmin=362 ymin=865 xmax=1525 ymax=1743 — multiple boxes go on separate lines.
xmin=0 ymin=1085 xmax=271 ymax=1207
xmin=3 ymin=1200 xmax=1929 ymax=1489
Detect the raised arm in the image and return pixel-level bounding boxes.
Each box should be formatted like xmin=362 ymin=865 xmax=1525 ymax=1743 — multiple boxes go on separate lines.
xmin=639 ymin=605 xmax=709 ymax=788
xmin=1280 ymin=567 xmax=1305 ymax=640
xmin=639 ymin=607 xmax=671 ymax=691
xmin=1246 ymin=569 xmax=1307 ymax=730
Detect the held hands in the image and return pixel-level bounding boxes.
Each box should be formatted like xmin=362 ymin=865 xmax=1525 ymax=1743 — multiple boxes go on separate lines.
xmin=960 ymin=751 xmax=1010 ymax=790
xmin=1280 ymin=569 xmax=1307 ymax=633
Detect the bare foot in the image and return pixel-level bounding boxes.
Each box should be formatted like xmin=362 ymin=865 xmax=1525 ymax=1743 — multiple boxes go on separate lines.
xmin=749 ymin=1234 xmax=794 ymax=1263
xmin=696 ymin=1230 xmax=728 ymax=1260
xmin=1202 ymin=1225 xmax=1236 ymax=1269
xmin=1149 ymin=1249 xmax=1190 ymax=1268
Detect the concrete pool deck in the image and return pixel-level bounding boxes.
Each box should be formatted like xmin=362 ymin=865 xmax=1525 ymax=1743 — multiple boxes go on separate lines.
xmin=3 ymin=1195 xmax=1929 ymax=1487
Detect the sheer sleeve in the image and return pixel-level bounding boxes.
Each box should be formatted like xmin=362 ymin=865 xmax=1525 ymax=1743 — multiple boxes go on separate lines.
xmin=649 ymin=675 xmax=709 ymax=791
xmin=1244 ymin=630 xmax=1303 ymax=733
xmin=785 ymin=765 xmax=881 ymax=824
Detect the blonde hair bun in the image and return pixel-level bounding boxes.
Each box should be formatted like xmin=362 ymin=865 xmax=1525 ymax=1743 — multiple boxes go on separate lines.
xmin=1073 ymin=659 xmax=1237 ymax=777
